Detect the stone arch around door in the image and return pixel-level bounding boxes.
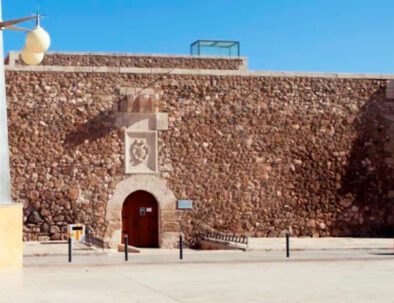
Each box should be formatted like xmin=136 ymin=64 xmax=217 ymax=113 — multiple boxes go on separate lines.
xmin=104 ymin=175 xmax=178 ymax=249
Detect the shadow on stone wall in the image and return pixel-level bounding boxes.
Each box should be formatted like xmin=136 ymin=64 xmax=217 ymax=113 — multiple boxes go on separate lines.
xmin=336 ymin=86 xmax=394 ymax=237
xmin=64 ymin=109 xmax=116 ymax=147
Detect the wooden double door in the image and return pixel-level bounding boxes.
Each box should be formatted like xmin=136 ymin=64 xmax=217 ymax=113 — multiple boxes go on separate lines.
xmin=122 ymin=190 xmax=159 ymax=247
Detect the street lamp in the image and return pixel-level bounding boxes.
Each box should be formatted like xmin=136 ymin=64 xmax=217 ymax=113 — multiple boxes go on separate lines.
xmin=0 ymin=3 xmax=50 ymax=268
xmin=1 ymin=13 xmax=50 ymax=65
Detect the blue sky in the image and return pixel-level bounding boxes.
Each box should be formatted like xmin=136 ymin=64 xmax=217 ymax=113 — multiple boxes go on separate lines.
xmin=3 ymin=0 xmax=394 ymax=73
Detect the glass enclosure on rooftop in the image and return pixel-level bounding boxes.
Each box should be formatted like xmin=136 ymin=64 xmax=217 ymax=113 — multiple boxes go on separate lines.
xmin=190 ymin=40 xmax=240 ymax=57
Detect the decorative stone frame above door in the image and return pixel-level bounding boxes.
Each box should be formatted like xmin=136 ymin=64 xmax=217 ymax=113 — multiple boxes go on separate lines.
xmin=114 ymin=87 xmax=168 ymax=175
xmin=104 ymin=88 xmax=178 ymax=249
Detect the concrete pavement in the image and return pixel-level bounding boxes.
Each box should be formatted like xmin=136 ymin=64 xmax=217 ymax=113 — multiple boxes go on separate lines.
xmin=0 ymin=238 xmax=392 ymax=303
xmin=1 ymin=255 xmax=394 ymax=303
xmin=247 ymin=237 xmax=394 ymax=251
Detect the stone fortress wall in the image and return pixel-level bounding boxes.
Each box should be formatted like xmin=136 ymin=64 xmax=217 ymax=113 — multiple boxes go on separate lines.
xmin=5 ymin=52 xmax=394 ymax=244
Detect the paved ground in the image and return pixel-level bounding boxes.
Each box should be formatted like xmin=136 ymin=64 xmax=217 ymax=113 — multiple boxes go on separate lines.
xmin=247 ymin=237 xmax=394 ymax=251
xmin=0 ymin=238 xmax=393 ymax=302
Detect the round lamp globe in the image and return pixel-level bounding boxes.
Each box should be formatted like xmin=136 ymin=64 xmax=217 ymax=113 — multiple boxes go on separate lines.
xmin=21 ymin=48 xmax=44 ymax=66
xmin=25 ymin=26 xmax=51 ymax=53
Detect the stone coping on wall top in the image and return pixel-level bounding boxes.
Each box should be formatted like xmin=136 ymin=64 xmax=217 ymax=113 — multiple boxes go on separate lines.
xmin=5 ymin=51 xmax=247 ymax=63
xmin=43 ymin=51 xmax=248 ymax=60
xmin=5 ymin=64 xmax=394 ymax=80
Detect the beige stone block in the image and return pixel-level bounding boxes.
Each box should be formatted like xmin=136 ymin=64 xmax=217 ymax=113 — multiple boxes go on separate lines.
xmin=0 ymin=204 xmax=23 ymax=269
xmin=128 ymin=114 xmax=154 ymax=130
xmin=162 ymin=221 xmax=180 ymax=233
xmin=161 ymin=209 xmax=177 ymax=221
xmin=118 ymin=88 xmax=159 ymax=113
xmin=238 ymin=58 xmax=248 ymax=71
xmin=115 ymin=113 xmax=169 ymax=131
xmin=117 ymin=244 xmax=140 ymax=253
xmin=161 ymin=232 xmax=179 ymax=248
xmin=119 ymin=87 xmax=136 ymax=96
xmin=155 ymin=113 xmax=168 ymax=130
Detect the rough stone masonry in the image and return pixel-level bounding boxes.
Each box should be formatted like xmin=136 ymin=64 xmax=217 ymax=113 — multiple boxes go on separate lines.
xmin=4 ymin=51 xmax=394 ymax=246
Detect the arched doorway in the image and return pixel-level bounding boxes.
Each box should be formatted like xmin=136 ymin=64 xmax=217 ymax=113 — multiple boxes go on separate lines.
xmin=122 ymin=190 xmax=159 ymax=247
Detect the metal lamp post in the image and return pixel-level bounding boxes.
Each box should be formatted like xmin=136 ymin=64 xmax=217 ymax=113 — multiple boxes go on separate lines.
xmin=0 ymin=2 xmax=50 ymax=268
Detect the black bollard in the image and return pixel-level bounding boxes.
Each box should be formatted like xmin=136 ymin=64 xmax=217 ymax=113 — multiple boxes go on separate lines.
xmin=179 ymin=234 xmax=183 ymax=260
xmin=286 ymin=233 xmax=290 ymax=258
xmin=124 ymin=235 xmax=128 ymax=261
xmin=68 ymin=238 xmax=72 ymax=263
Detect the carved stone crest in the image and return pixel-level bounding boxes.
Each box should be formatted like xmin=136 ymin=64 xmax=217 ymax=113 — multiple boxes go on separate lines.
xmin=130 ymin=139 xmax=149 ymax=166
xmin=125 ymin=131 xmax=157 ymax=174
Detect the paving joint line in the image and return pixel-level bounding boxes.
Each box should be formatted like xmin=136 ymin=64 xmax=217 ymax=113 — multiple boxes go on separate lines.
xmin=113 ymin=269 xmax=183 ymax=303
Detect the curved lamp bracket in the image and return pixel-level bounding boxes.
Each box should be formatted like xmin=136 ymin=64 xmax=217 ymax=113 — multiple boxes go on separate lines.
xmin=0 ymin=13 xmax=45 ymax=32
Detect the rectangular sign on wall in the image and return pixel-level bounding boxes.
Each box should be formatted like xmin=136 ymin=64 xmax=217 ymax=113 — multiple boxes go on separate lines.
xmin=177 ymin=200 xmax=193 ymax=210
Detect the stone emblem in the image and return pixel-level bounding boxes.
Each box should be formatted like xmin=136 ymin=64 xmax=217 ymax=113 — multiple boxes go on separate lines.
xmin=130 ymin=139 xmax=149 ymax=166
xmin=125 ymin=131 xmax=157 ymax=174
